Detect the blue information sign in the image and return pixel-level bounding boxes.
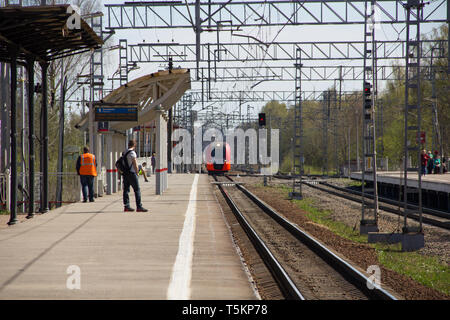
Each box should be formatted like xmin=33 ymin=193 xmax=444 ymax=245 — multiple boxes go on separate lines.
xmin=94 ymin=107 xmax=138 ymax=121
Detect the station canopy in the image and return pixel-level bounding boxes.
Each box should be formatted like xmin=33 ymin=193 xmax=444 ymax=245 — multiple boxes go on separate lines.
xmin=92 ymin=68 xmax=191 ymax=131
xmin=0 ymin=5 xmax=103 ymax=64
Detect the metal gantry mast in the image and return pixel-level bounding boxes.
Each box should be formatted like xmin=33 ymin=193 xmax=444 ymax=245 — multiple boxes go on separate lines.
xmin=290 ymin=48 xmax=303 ymax=200
xmin=360 ymin=0 xmax=379 ymax=234
xmin=119 ymin=39 xmax=128 ymax=86
xmin=377 ymin=98 xmax=384 ymax=169
xmin=402 ymin=0 xmax=424 ymax=248
xmin=321 ymin=90 xmax=330 ymax=177
xmin=430 ymin=46 xmax=443 ymax=171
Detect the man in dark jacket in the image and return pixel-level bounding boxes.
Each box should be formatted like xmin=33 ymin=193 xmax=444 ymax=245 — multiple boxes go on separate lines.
xmin=122 ymin=139 xmax=149 ymax=212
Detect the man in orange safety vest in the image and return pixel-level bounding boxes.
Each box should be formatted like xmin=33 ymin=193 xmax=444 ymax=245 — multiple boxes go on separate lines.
xmin=76 ymin=146 xmax=97 ymax=203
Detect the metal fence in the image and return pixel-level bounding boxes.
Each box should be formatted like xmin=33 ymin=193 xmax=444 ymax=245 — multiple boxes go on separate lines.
xmin=0 ymin=172 xmax=8 ymax=211
xmin=0 ymin=172 xmax=82 ymax=213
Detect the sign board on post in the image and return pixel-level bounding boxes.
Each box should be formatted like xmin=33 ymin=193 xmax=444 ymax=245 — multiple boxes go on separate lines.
xmin=417 ymin=131 xmax=426 ymax=145
xmin=94 ymin=107 xmax=138 ymax=122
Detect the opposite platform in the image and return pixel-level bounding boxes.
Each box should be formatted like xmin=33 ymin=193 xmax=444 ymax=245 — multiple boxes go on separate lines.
xmin=0 ymin=174 xmax=257 ymax=300
xmin=351 ymin=171 xmax=450 ymax=193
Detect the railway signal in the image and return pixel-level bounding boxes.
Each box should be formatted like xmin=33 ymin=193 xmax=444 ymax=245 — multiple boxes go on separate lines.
xmin=364 ymin=81 xmax=372 ymax=96
xmin=258 ymin=113 xmax=266 ymax=127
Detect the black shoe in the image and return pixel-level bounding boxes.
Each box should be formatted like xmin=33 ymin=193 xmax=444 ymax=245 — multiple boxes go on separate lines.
xmin=89 ymin=199 xmax=95 ymax=202
xmin=136 ymin=207 xmax=148 ymax=212
xmin=82 ymin=199 xmax=87 ymax=203
xmin=124 ymin=206 xmax=135 ymax=212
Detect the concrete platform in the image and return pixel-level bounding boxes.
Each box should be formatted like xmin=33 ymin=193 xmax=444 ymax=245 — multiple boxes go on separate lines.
xmin=0 ymin=174 xmax=257 ymax=300
xmin=351 ymin=171 xmax=450 ymax=212
xmin=351 ymin=171 xmax=450 ymax=193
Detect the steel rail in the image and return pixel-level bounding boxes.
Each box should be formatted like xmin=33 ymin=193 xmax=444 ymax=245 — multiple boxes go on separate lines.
xmin=300 ymin=180 xmax=450 ymax=231
xmin=321 ymin=181 xmax=450 ymax=220
xmin=213 ymin=175 xmax=305 ymax=300
xmin=222 ymin=175 xmax=397 ymax=300
xmin=274 ymin=173 xmax=450 ymax=220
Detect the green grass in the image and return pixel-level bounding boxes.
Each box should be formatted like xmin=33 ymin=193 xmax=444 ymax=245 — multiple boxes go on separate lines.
xmin=292 ymin=197 xmax=368 ymax=244
xmin=303 ymin=165 xmax=338 ymax=176
xmin=375 ymin=243 xmax=450 ymax=296
xmin=341 ymin=179 xmax=363 ymax=187
xmin=257 ymin=184 xmax=450 ymax=297
xmin=268 ymin=184 xmax=366 ymax=243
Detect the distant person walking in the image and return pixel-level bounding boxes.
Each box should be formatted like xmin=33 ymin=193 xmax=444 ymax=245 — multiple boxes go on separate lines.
xmin=76 ymin=146 xmax=97 ymax=203
xmin=122 ymin=139 xmax=148 ymax=212
xmin=151 ymin=152 xmax=156 ymax=174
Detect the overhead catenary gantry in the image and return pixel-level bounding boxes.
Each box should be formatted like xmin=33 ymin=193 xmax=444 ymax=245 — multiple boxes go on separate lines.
xmin=106 ymin=0 xmax=448 ymax=83
xmin=105 ymin=0 xmax=447 ymax=29
xmin=128 ymin=40 xmax=447 ymax=63
xmin=188 ymin=89 xmax=363 ymax=102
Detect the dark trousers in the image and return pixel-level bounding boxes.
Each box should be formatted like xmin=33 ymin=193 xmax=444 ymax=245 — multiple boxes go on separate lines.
xmin=123 ymin=173 xmax=142 ymax=208
xmin=80 ymin=175 xmax=95 ymax=201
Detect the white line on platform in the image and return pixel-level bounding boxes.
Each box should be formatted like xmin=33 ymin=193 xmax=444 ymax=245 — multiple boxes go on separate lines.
xmin=167 ymin=174 xmax=199 ymax=300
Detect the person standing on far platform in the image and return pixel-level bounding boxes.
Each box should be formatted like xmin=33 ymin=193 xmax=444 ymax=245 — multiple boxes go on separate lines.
xmin=76 ymin=146 xmax=97 ymax=203
xmin=433 ymin=154 xmax=442 ymax=174
xmin=151 ymin=152 xmax=156 ymax=174
xmin=420 ymin=149 xmax=429 ymax=176
xmin=122 ymin=139 xmax=149 ymax=212
xmin=427 ymin=151 xmax=434 ymax=175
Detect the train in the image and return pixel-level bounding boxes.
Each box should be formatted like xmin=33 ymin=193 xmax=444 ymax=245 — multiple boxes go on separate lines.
xmin=205 ymin=142 xmax=231 ymax=175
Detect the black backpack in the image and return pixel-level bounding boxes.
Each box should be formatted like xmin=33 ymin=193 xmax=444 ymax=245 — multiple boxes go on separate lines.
xmin=115 ymin=150 xmax=133 ymax=175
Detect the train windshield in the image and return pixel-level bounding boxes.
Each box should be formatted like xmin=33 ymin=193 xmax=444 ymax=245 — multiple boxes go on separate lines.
xmin=211 ymin=146 xmax=227 ymax=159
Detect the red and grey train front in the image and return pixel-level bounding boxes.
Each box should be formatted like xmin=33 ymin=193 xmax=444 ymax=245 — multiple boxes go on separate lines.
xmin=206 ymin=142 xmax=231 ymax=175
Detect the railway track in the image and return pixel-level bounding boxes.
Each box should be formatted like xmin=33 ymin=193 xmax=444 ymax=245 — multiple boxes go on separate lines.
xmin=213 ymin=174 xmax=397 ymax=300
xmin=302 ymin=181 xmax=450 ymax=231
xmin=271 ymin=174 xmax=450 ymax=230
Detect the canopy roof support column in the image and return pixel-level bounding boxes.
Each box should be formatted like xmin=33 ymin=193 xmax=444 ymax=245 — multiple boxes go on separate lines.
xmin=26 ymin=56 xmax=35 ymax=219
xmin=155 ymin=109 xmax=168 ymax=195
xmin=106 ymin=133 xmax=113 ymax=195
xmin=7 ymin=45 xmax=18 ymax=225
xmin=40 ymin=62 xmax=49 ymax=213
xmin=168 ymin=108 xmax=173 ymax=173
